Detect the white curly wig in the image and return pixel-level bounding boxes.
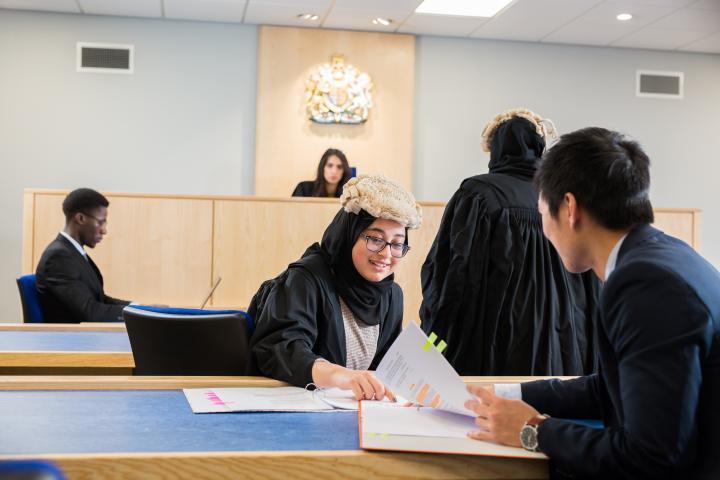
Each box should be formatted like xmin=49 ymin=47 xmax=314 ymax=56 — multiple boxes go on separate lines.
xmin=340 ymin=174 xmax=422 ymax=229
xmin=480 ymin=108 xmax=558 ymax=153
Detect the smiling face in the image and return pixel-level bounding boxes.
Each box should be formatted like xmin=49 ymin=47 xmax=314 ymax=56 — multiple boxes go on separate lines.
xmin=351 ymin=218 xmax=406 ymax=282
xmin=323 ymin=155 xmax=345 ymax=186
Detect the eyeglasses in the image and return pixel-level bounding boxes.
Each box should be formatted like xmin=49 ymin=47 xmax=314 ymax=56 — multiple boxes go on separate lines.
xmin=81 ymin=212 xmax=107 ymax=227
xmin=364 ymin=235 xmax=410 ymax=258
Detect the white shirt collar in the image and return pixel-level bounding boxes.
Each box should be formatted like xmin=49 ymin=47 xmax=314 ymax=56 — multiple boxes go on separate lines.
xmin=59 ymin=231 xmax=87 ymax=258
xmin=604 ymin=234 xmax=628 ymax=281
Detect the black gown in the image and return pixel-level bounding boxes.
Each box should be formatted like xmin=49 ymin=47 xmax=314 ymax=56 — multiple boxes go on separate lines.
xmin=248 ymin=209 xmax=404 ymax=387
xmin=420 ymin=118 xmax=601 ymax=376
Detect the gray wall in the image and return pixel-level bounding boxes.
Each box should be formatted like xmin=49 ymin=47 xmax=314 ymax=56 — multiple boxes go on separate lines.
xmin=414 ymin=35 xmax=720 ymax=268
xmin=2 ymin=10 xmax=720 ymax=322
xmin=0 ymin=10 xmax=258 ymax=321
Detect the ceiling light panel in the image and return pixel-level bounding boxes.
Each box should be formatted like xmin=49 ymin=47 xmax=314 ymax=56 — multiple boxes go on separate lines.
xmin=416 ymin=0 xmax=515 ymax=17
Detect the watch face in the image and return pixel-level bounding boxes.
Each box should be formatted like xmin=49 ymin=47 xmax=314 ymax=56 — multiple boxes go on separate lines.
xmin=520 ymin=425 xmax=539 ymax=451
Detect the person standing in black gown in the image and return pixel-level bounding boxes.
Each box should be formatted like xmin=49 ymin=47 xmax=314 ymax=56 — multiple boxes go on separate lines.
xmin=420 ymin=108 xmax=601 ymax=376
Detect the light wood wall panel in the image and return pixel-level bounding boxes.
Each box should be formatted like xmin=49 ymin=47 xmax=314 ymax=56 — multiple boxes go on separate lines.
xmin=255 ymin=26 xmax=415 ymax=196
xmin=26 ymin=191 xmax=213 ymax=307
xmin=212 ymin=198 xmax=342 ymax=308
xmin=23 ymin=190 xmax=701 ymax=323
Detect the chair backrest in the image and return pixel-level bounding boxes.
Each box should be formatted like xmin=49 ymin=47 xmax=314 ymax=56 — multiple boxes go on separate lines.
xmin=0 ymin=460 xmax=65 ymax=479
xmin=16 ymin=274 xmax=44 ymax=323
xmin=123 ymin=306 xmax=252 ymax=375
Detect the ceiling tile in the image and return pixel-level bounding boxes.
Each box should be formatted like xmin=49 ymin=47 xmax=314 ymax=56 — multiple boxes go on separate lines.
xmin=565 ymin=1 xmax=677 ymax=27
xmin=323 ymin=4 xmax=419 ymax=32
xmin=688 ymin=0 xmax=720 ymax=10
xmin=543 ymin=21 xmax=637 ymax=45
xmin=651 ymin=7 xmax=720 ymax=31
xmin=164 ymin=0 xmax=247 ymax=23
xmin=79 ymin=0 xmax=161 ymax=18
xmin=244 ymin=1 xmax=331 ymax=26
xmin=0 ymin=0 xmax=80 ymax=13
xmin=678 ymin=31 xmax=720 ymax=52
xmin=471 ymin=0 xmax=603 ymax=42
xmin=397 ymin=13 xmax=490 ymax=36
xmin=612 ymin=26 xmax=711 ymax=49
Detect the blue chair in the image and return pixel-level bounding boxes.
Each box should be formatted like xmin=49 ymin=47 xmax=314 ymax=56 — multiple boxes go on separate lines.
xmin=123 ymin=306 xmax=253 ymax=375
xmin=0 ymin=460 xmax=65 ymax=479
xmin=16 ymin=274 xmax=44 ymax=323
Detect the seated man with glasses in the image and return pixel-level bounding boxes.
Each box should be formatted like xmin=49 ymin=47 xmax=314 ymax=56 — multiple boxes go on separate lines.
xmin=249 ymin=175 xmax=421 ymax=400
xmin=36 ymin=188 xmax=130 ymax=323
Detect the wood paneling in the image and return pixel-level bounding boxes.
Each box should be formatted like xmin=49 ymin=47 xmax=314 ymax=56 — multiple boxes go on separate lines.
xmin=28 ymin=192 xmax=214 ymax=306
xmin=255 ymin=26 xmax=415 ymax=196
xmin=23 ymin=190 xmax=701 ymax=325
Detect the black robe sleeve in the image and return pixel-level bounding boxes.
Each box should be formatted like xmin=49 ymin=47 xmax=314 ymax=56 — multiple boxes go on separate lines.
xmin=249 ymin=268 xmax=325 ymax=387
xmin=420 ymin=188 xmax=492 ymax=373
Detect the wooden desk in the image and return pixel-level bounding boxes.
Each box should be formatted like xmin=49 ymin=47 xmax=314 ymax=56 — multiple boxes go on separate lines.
xmin=0 ymin=376 xmax=548 ymax=479
xmin=0 ymin=325 xmax=133 ymax=375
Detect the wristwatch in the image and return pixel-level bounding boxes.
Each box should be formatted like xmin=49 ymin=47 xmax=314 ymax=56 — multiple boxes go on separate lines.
xmin=519 ymin=414 xmax=548 ymax=452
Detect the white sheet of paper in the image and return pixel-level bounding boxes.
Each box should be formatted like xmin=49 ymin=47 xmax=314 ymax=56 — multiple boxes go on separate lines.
xmin=374 ymin=322 xmax=474 ymax=417
xmin=361 ymin=401 xmax=476 ymax=438
xmin=183 ymin=386 xmax=335 ymax=413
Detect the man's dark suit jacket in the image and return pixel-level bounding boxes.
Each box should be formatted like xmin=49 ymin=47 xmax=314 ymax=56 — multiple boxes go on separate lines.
xmin=36 ymin=234 xmax=130 ymax=323
xmin=521 ymin=225 xmax=720 ymax=479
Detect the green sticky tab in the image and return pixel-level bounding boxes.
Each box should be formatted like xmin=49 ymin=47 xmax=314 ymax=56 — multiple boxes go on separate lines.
xmin=423 ymin=332 xmax=438 ymax=351
xmin=435 ymin=340 xmax=447 ymax=354
xmin=368 ymin=432 xmax=377 ymax=438
xmin=380 ymin=433 xmax=389 ymax=438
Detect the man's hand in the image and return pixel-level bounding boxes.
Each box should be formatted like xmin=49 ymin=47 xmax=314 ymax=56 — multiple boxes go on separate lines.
xmin=464 ymin=384 xmax=540 ymax=447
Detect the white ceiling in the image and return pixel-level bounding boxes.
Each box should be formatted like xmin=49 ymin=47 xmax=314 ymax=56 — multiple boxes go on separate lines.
xmin=1 ymin=0 xmax=719 ymax=54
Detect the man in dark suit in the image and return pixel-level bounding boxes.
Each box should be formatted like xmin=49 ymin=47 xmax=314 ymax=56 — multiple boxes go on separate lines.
xmin=464 ymin=127 xmax=719 ymax=479
xmin=36 ymin=188 xmax=130 ymax=323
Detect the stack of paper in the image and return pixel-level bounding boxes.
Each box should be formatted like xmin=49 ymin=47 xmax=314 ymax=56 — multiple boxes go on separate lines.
xmin=362 ymin=323 xmax=547 ymax=459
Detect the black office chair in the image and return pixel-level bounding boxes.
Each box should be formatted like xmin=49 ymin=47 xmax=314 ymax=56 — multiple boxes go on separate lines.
xmin=123 ymin=306 xmax=252 ymax=375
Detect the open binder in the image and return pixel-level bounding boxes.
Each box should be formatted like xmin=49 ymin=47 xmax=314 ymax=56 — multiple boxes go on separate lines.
xmin=361 ymin=322 xmax=547 ymax=459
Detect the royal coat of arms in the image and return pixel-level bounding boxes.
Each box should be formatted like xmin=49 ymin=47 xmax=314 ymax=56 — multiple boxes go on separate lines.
xmin=305 ymin=54 xmax=373 ymax=124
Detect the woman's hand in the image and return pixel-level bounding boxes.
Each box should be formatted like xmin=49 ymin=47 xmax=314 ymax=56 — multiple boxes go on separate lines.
xmin=312 ymin=361 xmax=395 ymax=401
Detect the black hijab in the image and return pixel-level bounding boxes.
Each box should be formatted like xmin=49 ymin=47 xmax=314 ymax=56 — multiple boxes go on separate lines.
xmin=298 ymin=208 xmax=398 ymax=326
xmin=488 ymin=116 xmax=545 ymax=180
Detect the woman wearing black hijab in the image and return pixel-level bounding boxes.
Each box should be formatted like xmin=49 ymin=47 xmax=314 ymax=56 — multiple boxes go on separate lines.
xmin=420 ymin=109 xmax=601 ymax=376
xmin=249 ymin=175 xmax=421 ymax=399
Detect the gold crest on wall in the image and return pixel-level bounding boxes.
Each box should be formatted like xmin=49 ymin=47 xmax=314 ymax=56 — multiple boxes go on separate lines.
xmin=305 ymin=54 xmax=373 ymax=124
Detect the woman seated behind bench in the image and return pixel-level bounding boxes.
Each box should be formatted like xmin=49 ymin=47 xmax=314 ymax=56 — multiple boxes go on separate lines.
xmin=249 ymin=175 xmax=421 ymax=400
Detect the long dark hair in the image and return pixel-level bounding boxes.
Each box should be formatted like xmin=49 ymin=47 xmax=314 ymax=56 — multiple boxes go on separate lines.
xmin=312 ymin=148 xmax=352 ymax=197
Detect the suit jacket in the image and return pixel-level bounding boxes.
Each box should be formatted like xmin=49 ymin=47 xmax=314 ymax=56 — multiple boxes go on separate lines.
xmin=36 ymin=234 xmax=130 ymax=323
xmin=521 ymin=225 xmax=720 ymax=479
